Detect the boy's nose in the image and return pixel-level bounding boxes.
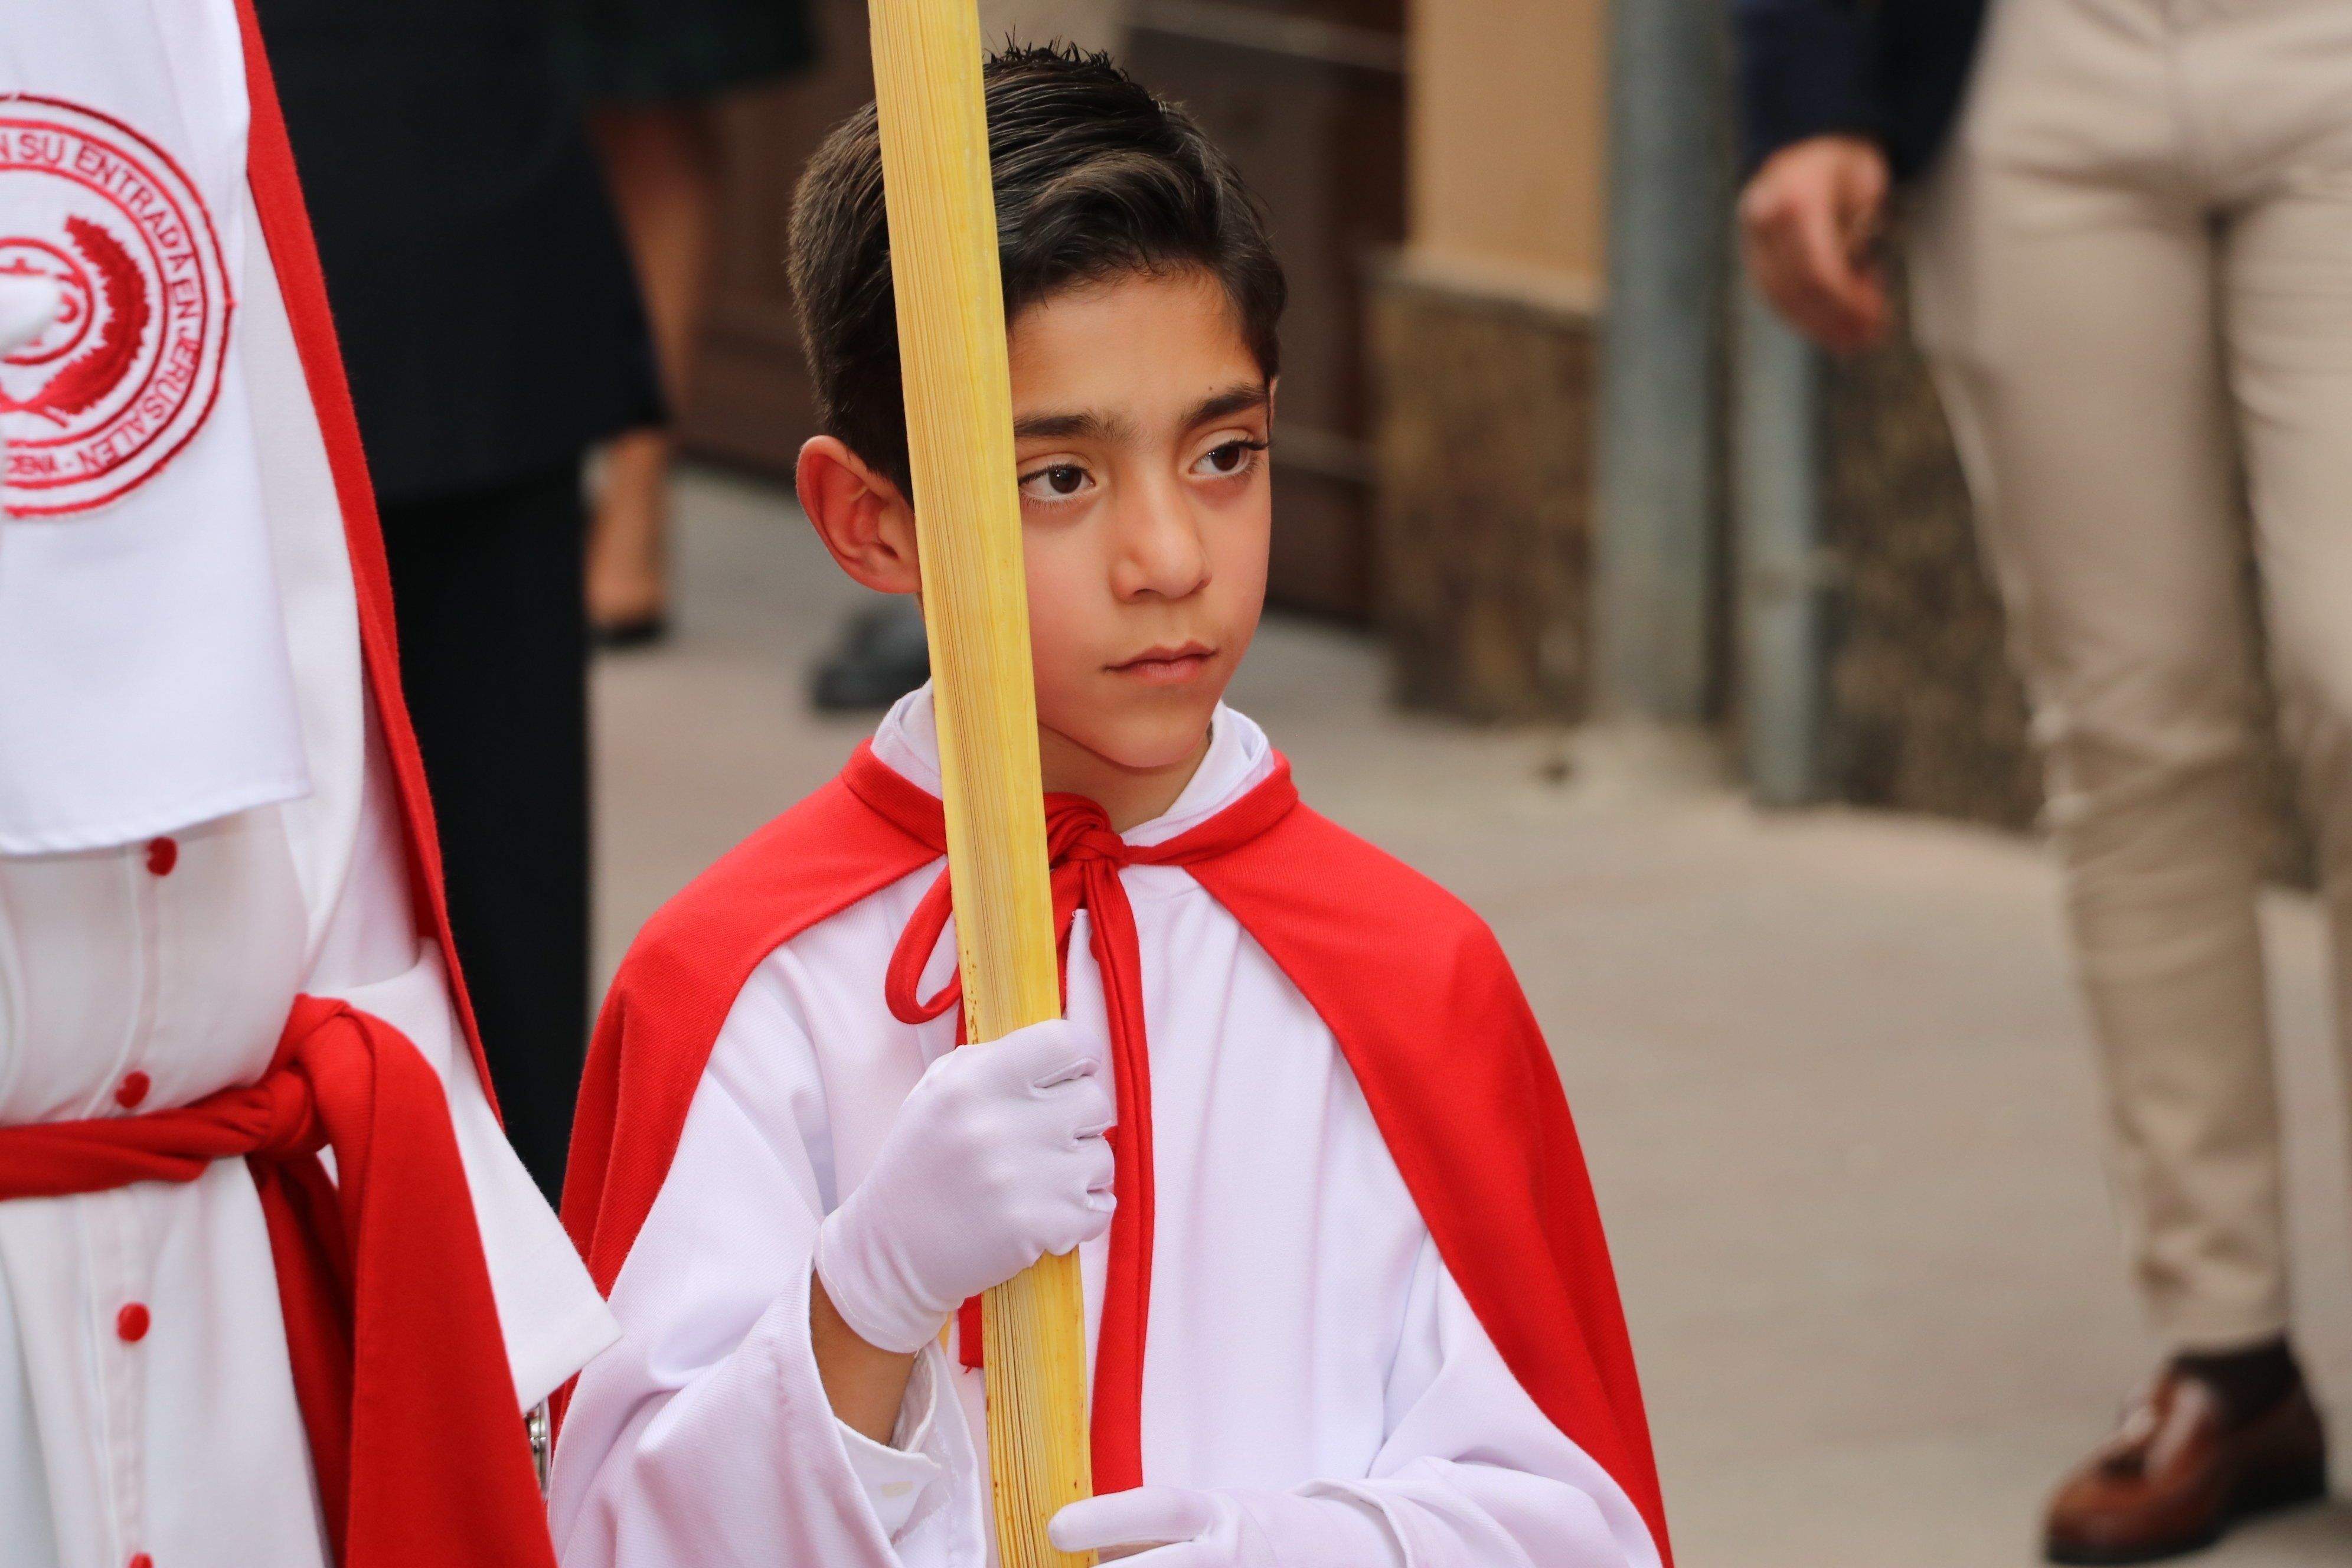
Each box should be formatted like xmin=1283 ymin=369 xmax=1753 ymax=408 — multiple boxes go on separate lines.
xmin=1112 ymin=495 xmax=1210 ymax=602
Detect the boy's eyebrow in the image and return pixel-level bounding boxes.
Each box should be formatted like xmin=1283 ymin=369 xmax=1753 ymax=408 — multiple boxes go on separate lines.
xmin=1012 ymin=409 xmax=1128 ymax=442
xmin=1010 ymin=383 xmax=1272 ymax=445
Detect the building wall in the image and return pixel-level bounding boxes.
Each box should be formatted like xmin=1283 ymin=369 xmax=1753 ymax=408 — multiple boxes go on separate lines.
xmin=1372 ymin=0 xmax=1608 ymax=718
xmin=1817 ymin=277 xmax=2038 ymax=827
xmin=1410 ymin=0 xmax=1607 ymax=290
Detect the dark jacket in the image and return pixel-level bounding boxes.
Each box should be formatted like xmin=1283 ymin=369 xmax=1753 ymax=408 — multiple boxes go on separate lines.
xmin=251 ymin=0 xmax=662 ymax=504
xmin=1733 ymin=0 xmax=1988 ymax=181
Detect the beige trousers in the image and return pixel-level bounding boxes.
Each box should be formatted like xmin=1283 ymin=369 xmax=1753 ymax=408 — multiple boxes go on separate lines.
xmin=1907 ymin=0 xmax=2352 ymax=1353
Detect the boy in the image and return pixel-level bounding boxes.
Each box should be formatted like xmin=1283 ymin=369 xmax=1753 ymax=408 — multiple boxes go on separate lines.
xmin=553 ymin=45 xmax=1668 ymax=1568
xmin=0 ymin=3 xmax=613 ymax=1565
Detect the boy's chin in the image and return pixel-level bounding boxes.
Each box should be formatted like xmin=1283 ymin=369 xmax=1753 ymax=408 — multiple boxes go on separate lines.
xmin=1080 ymin=720 xmax=1213 ymax=776
xmin=1050 ymin=699 xmax=1221 ymax=779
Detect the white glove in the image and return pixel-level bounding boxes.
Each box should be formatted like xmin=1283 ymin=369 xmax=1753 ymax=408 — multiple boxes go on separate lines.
xmin=815 ymin=1018 xmax=1116 ymax=1354
xmin=1050 ymin=1486 xmax=1406 ymax=1567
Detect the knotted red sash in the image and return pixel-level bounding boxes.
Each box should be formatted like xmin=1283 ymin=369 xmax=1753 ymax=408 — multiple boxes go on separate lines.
xmin=0 ymin=996 xmax=554 ymax=1568
xmin=843 ymin=742 xmax=1298 ymax=1495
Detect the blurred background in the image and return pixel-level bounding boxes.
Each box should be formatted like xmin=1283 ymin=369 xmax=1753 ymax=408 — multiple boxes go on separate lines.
xmin=575 ymin=1 xmax=2352 ymax=1563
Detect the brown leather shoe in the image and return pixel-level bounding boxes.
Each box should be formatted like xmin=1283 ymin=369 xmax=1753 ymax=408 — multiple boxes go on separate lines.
xmin=2044 ymin=1368 xmax=2328 ymax=1564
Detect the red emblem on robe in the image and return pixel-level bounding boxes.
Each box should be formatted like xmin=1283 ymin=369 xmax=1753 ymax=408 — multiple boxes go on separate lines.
xmin=0 ymin=97 xmax=233 ymax=516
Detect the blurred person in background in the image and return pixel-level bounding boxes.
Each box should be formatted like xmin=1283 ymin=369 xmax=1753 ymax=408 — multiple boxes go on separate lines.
xmin=1738 ymin=1 xmax=2352 ymax=1560
xmin=253 ymin=0 xmax=663 ymax=1201
xmin=571 ymin=0 xmax=818 ymax=647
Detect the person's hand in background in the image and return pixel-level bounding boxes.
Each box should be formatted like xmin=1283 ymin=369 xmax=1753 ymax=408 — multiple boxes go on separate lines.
xmin=1737 ymin=133 xmax=1892 ymax=352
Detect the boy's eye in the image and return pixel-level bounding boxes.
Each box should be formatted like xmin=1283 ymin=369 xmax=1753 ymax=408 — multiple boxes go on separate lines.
xmin=1019 ymin=463 xmax=1094 ymax=501
xmin=1194 ymin=439 xmax=1268 ymax=479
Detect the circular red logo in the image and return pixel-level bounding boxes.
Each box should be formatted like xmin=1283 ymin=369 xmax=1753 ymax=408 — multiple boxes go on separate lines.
xmin=0 ymin=97 xmax=231 ymax=517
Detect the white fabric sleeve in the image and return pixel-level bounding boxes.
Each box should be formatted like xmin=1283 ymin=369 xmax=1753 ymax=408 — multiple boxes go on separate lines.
xmin=1295 ymin=1236 xmax=1665 ymax=1568
xmin=845 ymin=1347 xmax=957 ymax=1538
xmin=301 ymin=713 xmax=617 ymax=1410
xmin=548 ymin=954 xmax=989 ymax=1568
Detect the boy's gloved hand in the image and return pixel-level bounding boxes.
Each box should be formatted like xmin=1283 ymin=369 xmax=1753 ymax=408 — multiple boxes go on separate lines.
xmin=815 ymin=1018 xmax=1116 ymax=1354
xmin=1050 ymin=1487 xmax=1406 ymax=1567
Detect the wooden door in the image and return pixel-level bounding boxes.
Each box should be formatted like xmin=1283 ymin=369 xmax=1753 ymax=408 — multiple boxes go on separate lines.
xmin=682 ymin=0 xmax=873 ymax=472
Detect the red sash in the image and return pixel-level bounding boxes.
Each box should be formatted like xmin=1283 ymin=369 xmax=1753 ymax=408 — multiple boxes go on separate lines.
xmin=0 ymin=997 xmax=554 ymax=1568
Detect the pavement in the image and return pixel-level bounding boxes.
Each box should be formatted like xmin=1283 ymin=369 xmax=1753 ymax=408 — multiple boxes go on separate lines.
xmin=593 ymin=466 xmax=2352 ymax=1566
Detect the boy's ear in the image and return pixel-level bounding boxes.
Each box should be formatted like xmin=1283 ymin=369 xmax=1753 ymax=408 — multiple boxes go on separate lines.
xmin=796 ymin=436 xmax=922 ymax=594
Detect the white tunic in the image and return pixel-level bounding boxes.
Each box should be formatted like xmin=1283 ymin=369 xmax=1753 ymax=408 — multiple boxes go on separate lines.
xmin=551 ymin=690 xmax=1661 ymax=1568
xmin=0 ymin=7 xmax=616 ymax=1565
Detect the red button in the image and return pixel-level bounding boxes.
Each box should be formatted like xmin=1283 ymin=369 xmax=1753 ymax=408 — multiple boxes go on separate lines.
xmin=116 ymin=1304 xmax=149 ymax=1343
xmin=145 ymin=838 xmax=177 ymax=876
xmin=129 ymin=1556 xmax=152 ymax=1568
xmin=115 ymin=1072 xmax=151 ymax=1110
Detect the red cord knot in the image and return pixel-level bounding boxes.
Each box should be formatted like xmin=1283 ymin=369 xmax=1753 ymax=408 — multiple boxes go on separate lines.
xmin=884 ymin=795 xmax=1139 ymax=1026
xmin=1043 ymin=796 xmax=1130 ymax=868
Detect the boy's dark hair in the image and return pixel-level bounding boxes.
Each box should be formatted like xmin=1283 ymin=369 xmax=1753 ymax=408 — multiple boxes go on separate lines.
xmin=788 ymin=43 xmax=1287 ymax=495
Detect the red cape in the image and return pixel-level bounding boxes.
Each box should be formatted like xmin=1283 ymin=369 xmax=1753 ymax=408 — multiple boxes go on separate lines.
xmin=561 ymin=746 xmax=1672 ymax=1560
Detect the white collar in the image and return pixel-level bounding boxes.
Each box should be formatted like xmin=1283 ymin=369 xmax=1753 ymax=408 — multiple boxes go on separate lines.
xmin=870 ymin=681 xmax=1276 ymax=850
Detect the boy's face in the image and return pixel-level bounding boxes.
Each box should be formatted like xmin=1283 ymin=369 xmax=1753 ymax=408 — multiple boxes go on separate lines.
xmin=1004 ymin=267 xmax=1272 ymax=793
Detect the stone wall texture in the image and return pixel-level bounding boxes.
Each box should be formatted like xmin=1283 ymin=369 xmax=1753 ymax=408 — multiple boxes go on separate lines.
xmin=1819 ymin=309 xmax=2040 ymax=829
xmin=1370 ymin=261 xmax=1596 ymax=721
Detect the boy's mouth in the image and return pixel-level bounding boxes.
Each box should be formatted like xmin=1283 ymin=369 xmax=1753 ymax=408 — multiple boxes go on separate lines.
xmin=1109 ymin=642 xmax=1217 ymax=685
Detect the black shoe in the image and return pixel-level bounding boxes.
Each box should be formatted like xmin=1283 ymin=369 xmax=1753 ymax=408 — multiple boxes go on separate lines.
xmin=812 ymin=600 xmax=930 ymax=710
xmin=592 ymin=613 xmax=671 ymax=651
